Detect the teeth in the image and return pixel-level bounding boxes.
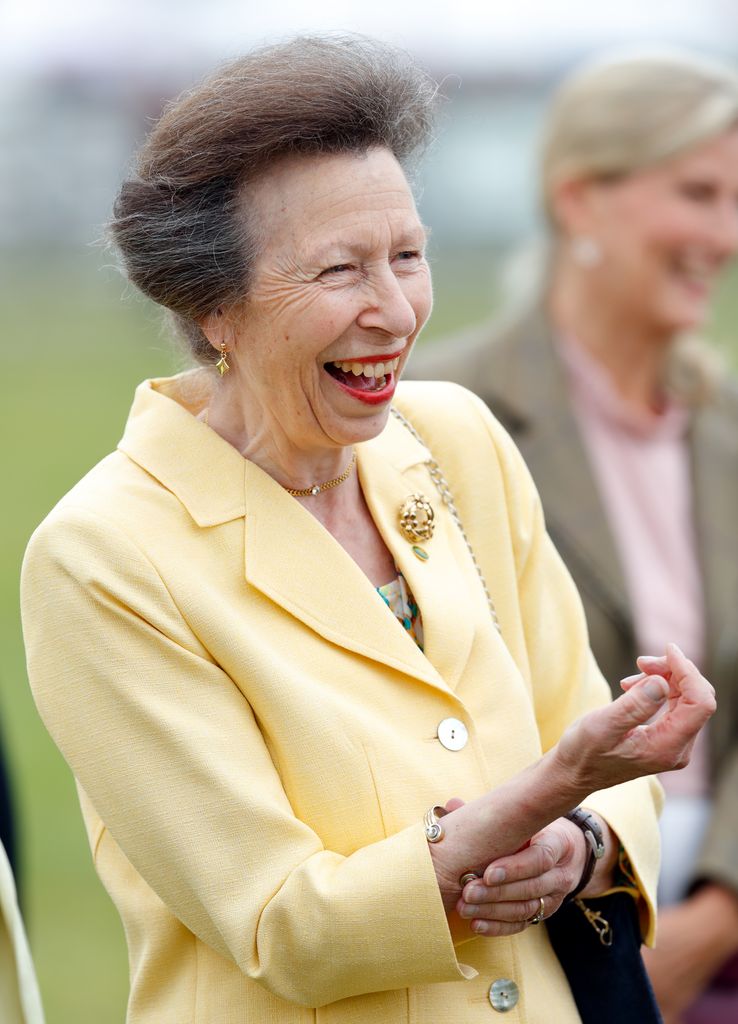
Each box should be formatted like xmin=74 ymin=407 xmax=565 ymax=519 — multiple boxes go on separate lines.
xmin=330 ymin=356 xmax=402 ymax=377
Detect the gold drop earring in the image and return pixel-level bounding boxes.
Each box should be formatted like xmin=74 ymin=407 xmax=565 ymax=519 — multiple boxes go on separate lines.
xmin=216 ymin=340 xmax=230 ymax=376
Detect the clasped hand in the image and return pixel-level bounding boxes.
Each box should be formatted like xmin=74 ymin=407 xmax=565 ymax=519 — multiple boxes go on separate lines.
xmin=456 ymin=817 xmax=589 ymax=936
xmin=447 ymin=643 xmax=715 ymax=935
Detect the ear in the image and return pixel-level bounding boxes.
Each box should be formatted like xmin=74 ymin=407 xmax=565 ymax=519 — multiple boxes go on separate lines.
xmin=200 ymin=307 xmax=228 ymax=354
xmin=549 ymin=176 xmax=603 ymax=239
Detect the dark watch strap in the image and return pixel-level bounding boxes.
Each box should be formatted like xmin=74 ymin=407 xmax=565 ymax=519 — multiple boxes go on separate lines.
xmin=563 ymin=807 xmax=606 ymax=903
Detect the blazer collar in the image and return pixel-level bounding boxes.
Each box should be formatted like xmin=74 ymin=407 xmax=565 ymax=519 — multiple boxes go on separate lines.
xmin=482 ymin=310 xmax=633 ymax=628
xmin=118 ymin=373 xmax=476 ymax=695
xmin=118 ymin=371 xmax=247 ymax=527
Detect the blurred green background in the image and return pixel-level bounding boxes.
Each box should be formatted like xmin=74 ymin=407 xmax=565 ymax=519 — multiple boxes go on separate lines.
xmin=1 ymin=247 xmax=738 ymax=1022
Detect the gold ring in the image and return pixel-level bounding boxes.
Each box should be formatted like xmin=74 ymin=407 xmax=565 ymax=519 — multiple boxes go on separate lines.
xmin=527 ymin=896 xmax=545 ymax=925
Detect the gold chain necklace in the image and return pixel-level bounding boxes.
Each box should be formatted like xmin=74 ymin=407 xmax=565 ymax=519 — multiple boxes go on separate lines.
xmin=200 ymin=406 xmax=356 ymax=498
xmin=284 ymin=451 xmax=357 ymax=497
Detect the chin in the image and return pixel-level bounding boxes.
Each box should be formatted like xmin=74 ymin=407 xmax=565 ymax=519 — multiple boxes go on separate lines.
xmin=326 ymin=408 xmax=393 ymax=448
xmin=651 ymin=295 xmax=711 ymax=336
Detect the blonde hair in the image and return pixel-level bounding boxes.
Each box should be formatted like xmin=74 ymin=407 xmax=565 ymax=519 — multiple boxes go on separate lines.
xmin=541 ymin=48 xmax=738 ymax=223
xmin=538 ymin=49 xmax=738 ymax=402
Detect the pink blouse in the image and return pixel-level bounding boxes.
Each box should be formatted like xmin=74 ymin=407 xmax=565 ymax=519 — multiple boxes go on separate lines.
xmin=555 ymin=334 xmax=710 ymax=810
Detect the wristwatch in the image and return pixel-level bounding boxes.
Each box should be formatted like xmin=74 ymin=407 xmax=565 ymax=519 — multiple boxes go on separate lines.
xmin=563 ymin=807 xmax=606 ymax=902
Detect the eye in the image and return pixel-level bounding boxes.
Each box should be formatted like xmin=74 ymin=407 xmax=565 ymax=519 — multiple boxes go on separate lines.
xmin=320 ymin=264 xmax=354 ymax=276
xmin=393 ymin=250 xmax=423 ymax=266
xmin=678 ymin=180 xmax=717 ymax=203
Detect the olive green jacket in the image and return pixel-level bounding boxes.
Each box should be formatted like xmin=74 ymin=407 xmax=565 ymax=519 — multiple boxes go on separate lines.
xmin=412 ymin=309 xmax=738 ymax=895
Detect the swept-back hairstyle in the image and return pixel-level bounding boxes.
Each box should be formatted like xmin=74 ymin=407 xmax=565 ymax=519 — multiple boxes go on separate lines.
xmin=110 ymin=35 xmax=438 ymax=362
xmin=540 ymin=48 xmax=738 ymax=226
xmin=532 ymin=49 xmax=738 ymax=400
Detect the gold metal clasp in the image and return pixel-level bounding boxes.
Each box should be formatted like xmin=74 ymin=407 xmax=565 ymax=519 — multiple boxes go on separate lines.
xmin=574 ymin=898 xmax=613 ymax=947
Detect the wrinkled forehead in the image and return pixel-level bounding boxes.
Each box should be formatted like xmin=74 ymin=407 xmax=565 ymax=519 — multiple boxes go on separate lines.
xmin=244 ymin=148 xmax=423 ymax=248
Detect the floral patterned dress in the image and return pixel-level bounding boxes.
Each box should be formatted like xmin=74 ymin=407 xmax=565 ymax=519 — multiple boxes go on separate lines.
xmin=377 ymin=572 xmax=424 ymax=651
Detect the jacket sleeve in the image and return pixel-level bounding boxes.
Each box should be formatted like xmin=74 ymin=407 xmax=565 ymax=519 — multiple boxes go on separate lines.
xmin=20 ymin=507 xmax=472 ymax=1008
xmin=452 ymin=388 xmax=663 ymax=944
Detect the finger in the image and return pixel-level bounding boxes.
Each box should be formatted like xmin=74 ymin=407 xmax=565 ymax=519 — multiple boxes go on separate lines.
xmin=469 ymin=918 xmax=529 ymax=937
xmin=465 ymin=875 xmax=567 ymax=905
xmin=636 ymin=655 xmax=672 ymax=680
xmin=444 ymin=797 xmax=465 ymax=812
xmin=636 ymin=654 xmax=668 ymax=666
xmin=620 ymin=671 xmax=645 ymax=691
xmin=645 ymin=644 xmax=716 ymax=718
xmin=481 ymin=832 xmax=566 ymax=887
xmin=666 ymin=643 xmax=715 ymax=697
xmin=662 ymin=645 xmax=716 ymax=723
xmin=458 ymin=896 xmax=544 ymax=923
xmin=597 ymin=674 xmax=670 ymax=739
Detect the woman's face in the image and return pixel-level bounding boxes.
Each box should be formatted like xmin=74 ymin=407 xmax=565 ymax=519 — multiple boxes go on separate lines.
xmin=223 ymin=148 xmax=432 ymax=451
xmin=562 ymin=127 xmax=738 ymax=335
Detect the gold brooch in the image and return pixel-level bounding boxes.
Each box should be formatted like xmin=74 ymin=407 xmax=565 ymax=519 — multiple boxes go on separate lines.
xmin=398 ymin=493 xmax=435 ymax=544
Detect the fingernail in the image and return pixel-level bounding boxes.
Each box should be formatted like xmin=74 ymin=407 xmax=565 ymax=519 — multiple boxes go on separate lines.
xmin=460 ymin=904 xmax=479 ymax=918
xmin=668 ymin=642 xmax=685 ymax=657
xmin=620 ymin=673 xmax=643 ymax=684
xmin=486 ymin=867 xmax=505 ymax=884
xmin=472 ymin=920 xmax=488 ymax=934
xmin=645 ymin=679 xmax=667 ymax=701
xmin=467 ymin=886 xmax=485 ymax=902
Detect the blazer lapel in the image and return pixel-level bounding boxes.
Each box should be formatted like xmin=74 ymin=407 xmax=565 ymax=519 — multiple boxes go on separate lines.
xmin=243 ymin=412 xmax=479 ymax=695
xmin=243 ymin=420 xmax=480 ymax=696
xmin=482 ymin=312 xmax=632 ymax=633
xmin=358 ymin=423 xmax=479 ymax=692
xmin=122 ymin=372 xmax=478 ymax=696
xmin=242 ymin=459 xmax=440 ymax=689
xmin=691 ymin=399 xmax=738 ymax=664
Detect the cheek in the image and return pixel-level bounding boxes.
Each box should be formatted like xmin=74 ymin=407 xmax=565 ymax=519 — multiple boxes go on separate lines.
xmin=301 ymin=291 xmax=363 ymax=334
xmin=406 ymin=272 xmax=433 ymax=328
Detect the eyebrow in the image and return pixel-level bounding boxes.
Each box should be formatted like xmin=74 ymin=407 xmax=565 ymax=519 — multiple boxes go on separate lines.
xmin=310 ymin=225 xmax=430 ymax=263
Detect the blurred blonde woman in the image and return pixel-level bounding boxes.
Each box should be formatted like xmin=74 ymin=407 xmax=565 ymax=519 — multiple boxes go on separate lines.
xmin=415 ymin=50 xmax=738 ymax=1024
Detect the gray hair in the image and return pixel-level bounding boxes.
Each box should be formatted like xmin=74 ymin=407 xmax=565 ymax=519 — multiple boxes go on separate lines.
xmin=109 ymin=35 xmax=438 ymax=363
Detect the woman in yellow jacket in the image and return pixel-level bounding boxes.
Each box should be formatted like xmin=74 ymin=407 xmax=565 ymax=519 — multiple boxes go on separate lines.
xmin=21 ymin=37 xmax=714 ymax=1023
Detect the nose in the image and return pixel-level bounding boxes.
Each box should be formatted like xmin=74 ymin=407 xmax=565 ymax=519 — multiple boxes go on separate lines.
xmin=356 ymin=265 xmax=419 ymax=339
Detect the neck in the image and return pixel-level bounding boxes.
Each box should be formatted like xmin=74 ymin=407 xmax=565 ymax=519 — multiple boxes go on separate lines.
xmin=204 ymin=373 xmax=355 ymax=497
xmin=548 ymin=260 xmax=673 ymax=413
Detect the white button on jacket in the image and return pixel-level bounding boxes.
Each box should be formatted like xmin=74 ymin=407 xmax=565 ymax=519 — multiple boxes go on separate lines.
xmin=437 ymin=717 xmax=469 ymax=751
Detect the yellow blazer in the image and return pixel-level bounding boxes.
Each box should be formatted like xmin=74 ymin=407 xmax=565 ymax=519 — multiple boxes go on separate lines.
xmin=21 ymin=372 xmax=661 ymax=1024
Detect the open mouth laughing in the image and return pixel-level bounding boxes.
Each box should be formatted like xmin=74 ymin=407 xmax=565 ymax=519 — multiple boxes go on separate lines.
xmin=324 ymin=353 xmax=403 ymax=405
